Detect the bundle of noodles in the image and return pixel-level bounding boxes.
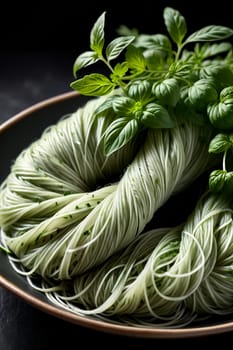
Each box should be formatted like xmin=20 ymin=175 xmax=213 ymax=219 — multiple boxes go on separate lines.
xmin=0 ymin=96 xmax=213 ymax=280
xmin=41 ymin=192 xmax=233 ymax=328
xmin=1 ymin=5 xmax=233 ymax=330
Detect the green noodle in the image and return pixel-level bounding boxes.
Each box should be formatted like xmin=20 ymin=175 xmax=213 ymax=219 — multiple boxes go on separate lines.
xmin=0 ymin=94 xmax=222 ymax=328
xmin=28 ymin=193 xmax=233 ymax=327
xmin=0 ymin=97 xmax=212 ymax=280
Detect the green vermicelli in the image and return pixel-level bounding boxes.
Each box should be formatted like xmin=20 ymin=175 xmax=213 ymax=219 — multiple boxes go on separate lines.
xmin=38 ymin=193 xmax=233 ymax=327
xmin=0 ymin=96 xmax=212 ymax=280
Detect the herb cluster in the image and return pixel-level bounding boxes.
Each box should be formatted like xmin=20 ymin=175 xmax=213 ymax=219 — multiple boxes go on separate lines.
xmin=70 ymin=7 xmax=233 ymax=194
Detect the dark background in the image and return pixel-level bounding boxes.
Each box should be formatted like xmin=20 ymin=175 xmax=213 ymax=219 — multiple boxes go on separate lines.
xmin=1 ymin=0 xmax=233 ymax=51
xmin=1 ymin=1 xmax=233 ymax=349
xmin=0 ymin=0 xmax=232 ymax=121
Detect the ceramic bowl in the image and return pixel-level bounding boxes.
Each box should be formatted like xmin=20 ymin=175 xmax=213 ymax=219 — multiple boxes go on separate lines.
xmin=1 ymin=91 xmax=233 ymax=339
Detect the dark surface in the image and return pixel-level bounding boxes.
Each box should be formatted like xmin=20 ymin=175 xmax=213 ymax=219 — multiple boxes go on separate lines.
xmin=1 ymin=0 xmax=233 ymax=51
xmin=1 ymin=1 xmax=233 ymax=348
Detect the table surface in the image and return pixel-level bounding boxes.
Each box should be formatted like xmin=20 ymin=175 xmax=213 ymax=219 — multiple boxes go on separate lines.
xmin=1 ymin=50 xmax=233 ymax=349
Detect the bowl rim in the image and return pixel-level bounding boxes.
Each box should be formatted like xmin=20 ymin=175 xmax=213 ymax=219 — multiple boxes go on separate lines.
xmin=1 ymin=90 xmax=233 ymax=339
xmin=0 ymin=90 xmax=79 ymax=131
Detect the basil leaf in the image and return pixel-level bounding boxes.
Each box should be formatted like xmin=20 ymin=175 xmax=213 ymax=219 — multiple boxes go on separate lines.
xmin=104 ymin=118 xmax=139 ymax=155
xmin=90 ymin=11 xmax=106 ymax=55
xmin=110 ymin=62 xmax=128 ymax=83
xmin=70 ymin=74 xmax=115 ymax=96
xmin=220 ymin=86 xmax=233 ymax=101
xmin=72 ymin=51 xmax=99 ymax=77
xmin=112 ymin=96 xmax=135 ymax=116
xmin=209 ymin=169 xmax=227 ymax=192
xmin=163 ymin=7 xmax=187 ymax=45
xmin=144 ymin=51 xmax=167 ymax=70
xmin=152 ymin=78 xmax=180 ymax=106
xmin=168 ymin=61 xmax=192 ymax=79
xmin=208 ymin=133 xmax=232 ymax=153
xmin=208 ymin=87 xmax=233 ymax=129
xmin=207 ymin=102 xmax=233 ymax=129
xmin=194 ymin=42 xmax=232 ymax=60
xmin=209 ymin=170 xmax=233 ymax=194
xmin=200 ymin=64 xmax=233 ymax=90
xmin=141 ymin=103 xmax=175 ymax=128
xmin=127 ymin=80 xmax=151 ymax=101
xmin=125 ymin=45 xmax=146 ymax=72
xmin=106 ymin=36 xmax=135 ymax=61
xmin=135 ymin=33 xmax=172 ymax=54
xmin=186 ymin=25 xmax=233 ymax=43
xmin=188 ymin=79 xmax=218 ymax=109
xmin=224 ymin=172 xmax=233 ymax=193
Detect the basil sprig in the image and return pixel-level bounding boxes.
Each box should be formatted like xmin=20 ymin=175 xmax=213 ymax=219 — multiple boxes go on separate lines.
xmin=209 ymin=133 xmax=233 ymax=194
xmin=70 ymin=7 xmax=233 ymax=194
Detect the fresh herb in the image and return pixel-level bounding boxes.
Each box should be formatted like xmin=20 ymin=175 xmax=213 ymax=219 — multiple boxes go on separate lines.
xmin=209 ymin=133 xmax=233 ymax=193
xmin=70 ymin=7 xmax=233 ymax=194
